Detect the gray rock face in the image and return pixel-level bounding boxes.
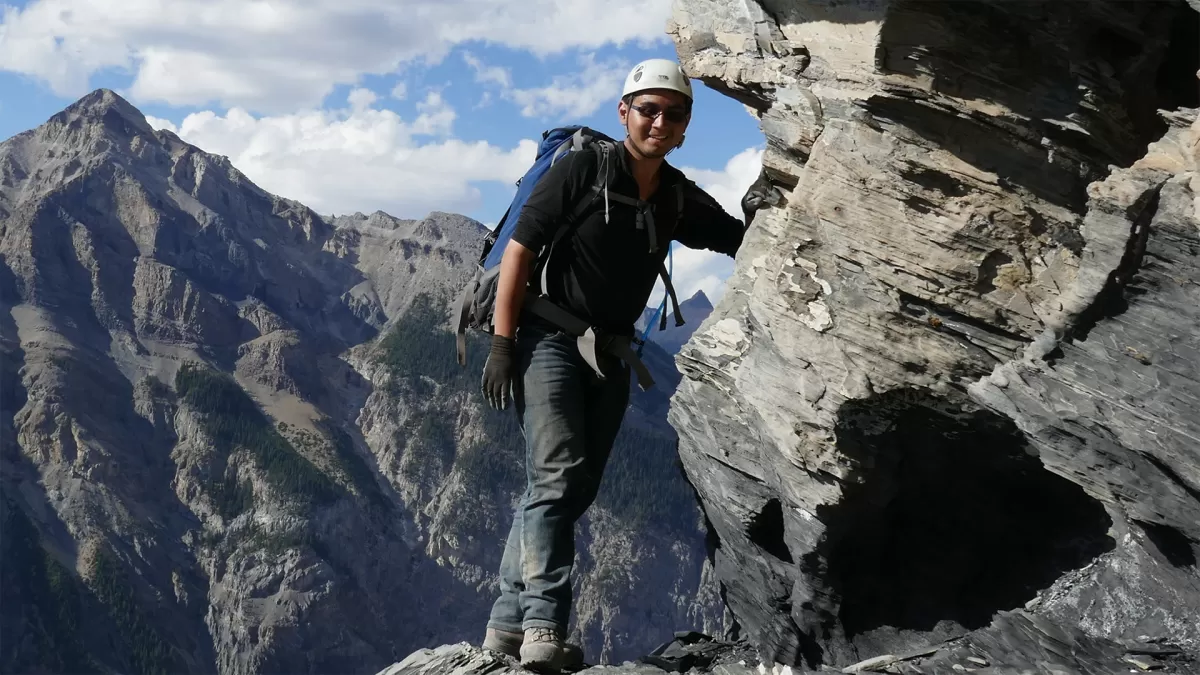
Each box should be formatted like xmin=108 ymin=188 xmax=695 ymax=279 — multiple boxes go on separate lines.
xmin=668 ymin=0 xmax=1200 ymax=669
xmin=377 ymin=639 xmax=763 ymax=675
xmin=0 ymin=89 xmax=720 ymax=674
xmin=376 ymin=614 xmax=1200 ymax=675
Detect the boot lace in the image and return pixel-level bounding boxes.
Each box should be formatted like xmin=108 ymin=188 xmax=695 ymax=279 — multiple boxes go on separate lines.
xmin=527 ymin=627 xmax=561 ymax=644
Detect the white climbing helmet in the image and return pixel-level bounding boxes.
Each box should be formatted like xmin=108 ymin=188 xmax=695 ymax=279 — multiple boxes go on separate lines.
xmin=621 ymin=59 xmax=693 ymax=101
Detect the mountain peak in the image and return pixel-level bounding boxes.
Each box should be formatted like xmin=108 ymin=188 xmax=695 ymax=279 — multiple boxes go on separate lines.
xmin=685 ymin=289 xmax=712 ymax=310
xmin=54 ymin=88 xmax=155 ymax=138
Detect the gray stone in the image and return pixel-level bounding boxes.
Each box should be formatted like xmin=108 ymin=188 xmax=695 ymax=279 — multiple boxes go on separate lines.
xmin=670 ymin=0 xmax=1200 ymax=671
xmin=842 ymin=654 xmax=900 ymax=673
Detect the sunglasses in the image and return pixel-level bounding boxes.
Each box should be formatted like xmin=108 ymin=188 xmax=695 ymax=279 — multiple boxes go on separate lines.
xmin=629 ymin=102 xmax=689 ymax=124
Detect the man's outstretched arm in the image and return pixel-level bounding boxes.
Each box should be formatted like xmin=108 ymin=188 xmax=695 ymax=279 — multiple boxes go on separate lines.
xmin=676 ymin=176 xmax=782 ymax=257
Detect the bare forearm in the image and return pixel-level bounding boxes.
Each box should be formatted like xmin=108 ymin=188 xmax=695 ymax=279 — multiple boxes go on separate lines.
xmin=493 ymin=241 xmax=535 ymax=338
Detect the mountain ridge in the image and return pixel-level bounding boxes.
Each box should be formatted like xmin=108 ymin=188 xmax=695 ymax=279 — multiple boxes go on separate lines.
xmin=0 ymin=87 xmax=722 ymax=674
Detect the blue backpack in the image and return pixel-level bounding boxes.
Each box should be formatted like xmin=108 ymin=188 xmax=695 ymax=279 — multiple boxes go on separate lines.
xmin=454 ymin=126 xmax=684 ymax=383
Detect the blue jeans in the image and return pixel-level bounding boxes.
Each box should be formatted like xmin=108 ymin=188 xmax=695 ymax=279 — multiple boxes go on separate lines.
xmin=487 ymin=324 xmax=631 ymax=633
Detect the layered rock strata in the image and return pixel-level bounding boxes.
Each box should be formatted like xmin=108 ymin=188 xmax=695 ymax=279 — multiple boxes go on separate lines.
xmin=668 ymin=0 xmax=1200 ymax=668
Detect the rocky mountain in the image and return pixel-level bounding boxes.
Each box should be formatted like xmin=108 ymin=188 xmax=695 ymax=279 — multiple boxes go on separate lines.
xmin=0 ymin=88 xmax=720 ymax=675
xmin=8 ymin=0 xmax=1200 ymax=672
xmin=637 ymin=290 xmax=715 ymax=355
xmin=665 ymin=0 xmax=1200 ymax=671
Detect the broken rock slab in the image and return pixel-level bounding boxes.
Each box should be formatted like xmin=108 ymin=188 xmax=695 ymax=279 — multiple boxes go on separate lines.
xmin=376 ymin=643 xmax=796 ymax=675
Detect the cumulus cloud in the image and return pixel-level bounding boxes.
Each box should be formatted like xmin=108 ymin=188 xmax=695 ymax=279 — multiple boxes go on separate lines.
xmin=656 ymin=146 xmax=765 ymax=305
xmin=347 ymin=87 xmax=377 ymax=111
xmin=506 ymin=55 xmax=629 ymax=121
xmin=0 ymin=0 xmax=672 ymax=112
xmin=462 ymin=51 xmax=512 ymax=89
xmin=147 ymin=89 xmax=536 ymax=218
xmin=412 ymin=91 xmax=456 ymax=135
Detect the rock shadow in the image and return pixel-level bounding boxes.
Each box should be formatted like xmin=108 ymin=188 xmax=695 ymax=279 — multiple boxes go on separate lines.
xmin=819 ymin=390 xmax=1116 ymax=659
xmin=868 ymin=0 xmax=1196 ymax=214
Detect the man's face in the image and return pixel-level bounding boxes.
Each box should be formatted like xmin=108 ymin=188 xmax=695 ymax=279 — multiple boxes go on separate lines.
xmin=618 ymin=89 xmax=692 ymax=160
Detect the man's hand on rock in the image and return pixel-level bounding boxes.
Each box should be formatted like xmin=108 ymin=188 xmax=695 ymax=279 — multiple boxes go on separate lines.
xmin=482 ymin=334 xmax=516 ymax=410
xmin=741 ymin=180 xmax=782 ymax=228
xmin=741 ymin=189 xmax=769 ymax=215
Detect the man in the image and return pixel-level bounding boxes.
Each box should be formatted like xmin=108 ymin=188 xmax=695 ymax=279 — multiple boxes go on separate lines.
xmin=480 ymin=58 xmax=772 ymax=671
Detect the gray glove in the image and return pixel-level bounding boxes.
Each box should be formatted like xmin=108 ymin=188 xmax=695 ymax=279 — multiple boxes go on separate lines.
xmin=481 ymin=334 xmax=516 ymax=410
xmin=741 ymin=182 xmax=781 ymax=218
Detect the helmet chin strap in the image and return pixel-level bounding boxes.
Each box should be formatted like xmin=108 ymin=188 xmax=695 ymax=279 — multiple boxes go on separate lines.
xmin=665 ymin=133 xmax=685 ymax=157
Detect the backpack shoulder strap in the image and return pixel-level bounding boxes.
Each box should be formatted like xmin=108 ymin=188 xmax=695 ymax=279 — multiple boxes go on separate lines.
xmin=548 ymin=140 xmax=612 ymax=249
xmin=676 ymin=180 xmax=685 ymax=224
xmin=657 ymin=179 xmax=687 ymax=330
xmin=536 ymin=142 xmax=612 ymax=295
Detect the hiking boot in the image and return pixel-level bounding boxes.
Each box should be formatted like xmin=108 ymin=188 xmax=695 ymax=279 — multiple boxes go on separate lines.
xmin=519 ymin=627 xmax=585 ymax=672
xmin=561 ymin=641 xmax=585 ymax=671
xmin=482 ymin=627 xmax=523 ymax=658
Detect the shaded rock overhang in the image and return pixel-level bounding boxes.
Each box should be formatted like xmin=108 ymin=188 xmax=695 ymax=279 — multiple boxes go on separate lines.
xmin=666 ymin=0 xmax=1200 ymax=669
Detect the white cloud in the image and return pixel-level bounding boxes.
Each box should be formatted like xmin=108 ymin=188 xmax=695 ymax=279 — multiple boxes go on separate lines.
xmin=652 ymin=146 xmax=764 ymax=305
xmin=390 ymin=82 xmax=407 ymax=100
xmin=462 ymin=51 xmax=512 ymax=89
xmin=507 ymin=55 xmax=629 ymax=121
xmin=144 ymin=114 xmax=175 ymax=132
xmin=347 ymin=87 xmax=377 ymax=111
xmin=0 ymin=0 xmax=672 ymax=112
xmin=680 ymin=147 xmax=765 ymax=219
xmin=412 ymin=90 xmax=455 ymax=135
xmin=146 ymin=93 xmax=537 ymax=218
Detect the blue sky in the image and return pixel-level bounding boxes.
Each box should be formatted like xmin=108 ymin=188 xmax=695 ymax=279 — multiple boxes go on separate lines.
xmin=0 ymin=0 xmax=764 ymax=300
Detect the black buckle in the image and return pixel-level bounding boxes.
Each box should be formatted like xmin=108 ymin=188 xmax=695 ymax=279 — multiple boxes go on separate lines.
xmin=592 ymin=329 xmax=616 ymax=351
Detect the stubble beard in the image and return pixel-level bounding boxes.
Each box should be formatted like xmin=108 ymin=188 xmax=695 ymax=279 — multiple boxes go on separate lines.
xmin=635 ymin=136 xmax=671 ymax=160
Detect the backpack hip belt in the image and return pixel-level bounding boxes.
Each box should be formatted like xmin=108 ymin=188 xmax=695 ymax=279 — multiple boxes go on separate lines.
xmin=522 ymin=295 xmax=656 ymax=391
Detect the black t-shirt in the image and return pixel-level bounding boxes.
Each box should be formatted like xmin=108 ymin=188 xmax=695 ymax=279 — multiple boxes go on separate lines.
xmin=511 ymin=143 xmax=745 ymax=336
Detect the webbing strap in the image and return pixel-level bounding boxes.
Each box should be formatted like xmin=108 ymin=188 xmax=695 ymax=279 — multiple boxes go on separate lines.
xmin=603 ymin=190 xmax=663 ymax=254
xmin=654 ymin=182 xmax=686 ymax=330
xmin=455 ymin=276 xmax=475 ymax=366
xmin=550 ymin=128 xmax=586 ymax=166
xmin=605 ymin=339 xmax=657 ymax=391
xmin=643 ymin=209 xmax=658 ymax=253
xmin=658 ymin=258 xmax=684 ymax=331
xmin=539 ymin=141 xmax=613 ymax=297
xmin=524 ymin=296 xmax=656 ymax=391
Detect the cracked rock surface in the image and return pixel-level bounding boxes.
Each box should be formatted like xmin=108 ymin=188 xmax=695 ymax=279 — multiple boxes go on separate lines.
xmin=376 ymin=614 xmax=1198 ymax=675
xmin=668 ymin=0 xmax=1200 ymax=670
